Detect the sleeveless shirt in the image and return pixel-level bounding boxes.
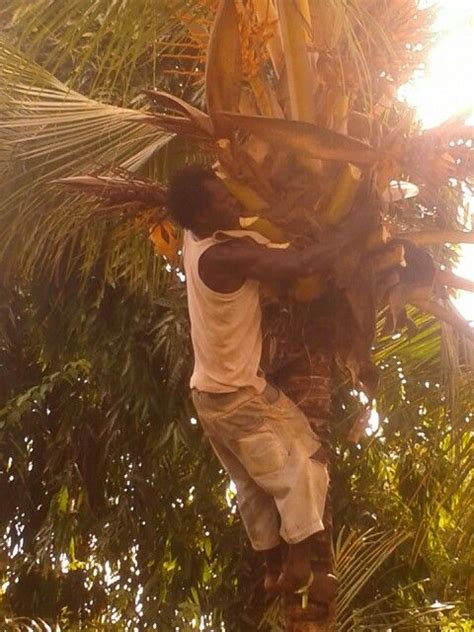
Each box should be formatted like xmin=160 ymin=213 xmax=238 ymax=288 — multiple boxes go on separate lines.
xmin=183 ymin=229 xmax=269 ymax=393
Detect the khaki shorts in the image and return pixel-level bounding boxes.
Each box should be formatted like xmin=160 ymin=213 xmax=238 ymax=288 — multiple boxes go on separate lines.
xmin=192 ymin=384 xmax=328 ymax=550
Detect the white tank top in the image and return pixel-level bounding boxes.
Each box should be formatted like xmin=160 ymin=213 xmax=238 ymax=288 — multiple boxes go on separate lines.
xmin=183 ymin=229 xmax=269 ymax=393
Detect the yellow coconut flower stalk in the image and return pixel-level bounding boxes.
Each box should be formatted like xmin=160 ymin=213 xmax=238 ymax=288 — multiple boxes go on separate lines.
xmin=218 ymin=175 xmax=269 ymax=215
xmin=252 ymin=0 xmax=284 ymax=77
xmin=239 ymin=216 xmax=289 ymax=245
xmin=237 ymin=0 xmax=277 ymax=82
xmin=318 ymin=163 xmax=362 ymax=226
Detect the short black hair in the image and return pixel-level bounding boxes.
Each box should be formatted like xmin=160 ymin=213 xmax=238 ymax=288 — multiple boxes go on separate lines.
xmin=166 ymin=164 xmax=216 ymax=229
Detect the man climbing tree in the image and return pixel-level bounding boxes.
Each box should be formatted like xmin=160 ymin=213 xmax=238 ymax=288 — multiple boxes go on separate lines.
xmin=1 ymin=0 xmax=473 ymax=629
xmin=166 ymin=164 xmax=361 ymax=609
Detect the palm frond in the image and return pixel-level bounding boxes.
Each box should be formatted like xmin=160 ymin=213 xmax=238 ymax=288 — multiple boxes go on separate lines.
xmin=0 ymin=617 xmax=60 ymax=632
xmin=144 ymin=89 xmax=213 ymax=135
xmin=215 ymin=112 xmax=379 ymax=163
xmin=0 ymin=40 xmax=181 ymax=284
xmin=0 ymin=39 xmax=174 ymax=174
xmin=52 ymin=174 xmax=166 ymax=208
xmin=335 ymin=527 xmax=409 ymax=628
xmin=205 ymin=0 xmax=242 ymax=131
xmin=401 ymin=230 xmax=474 ymax=246
xmin=275 ymin=0 xmax=315 ymax=123
xmin=2 ymin=0 xmax=210 ymax=101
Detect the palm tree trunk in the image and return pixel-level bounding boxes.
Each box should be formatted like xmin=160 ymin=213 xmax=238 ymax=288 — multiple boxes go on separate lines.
xmin=279 ymin=329 xmax=336 ymax=632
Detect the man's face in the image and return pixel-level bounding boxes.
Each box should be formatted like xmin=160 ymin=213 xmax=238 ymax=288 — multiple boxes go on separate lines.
xmin=199 ymin=178 xmax=242 ymax=232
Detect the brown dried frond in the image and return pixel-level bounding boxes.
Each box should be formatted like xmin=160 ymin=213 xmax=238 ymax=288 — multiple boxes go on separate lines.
xmin=317 ymin=0 xmax=435 ymax=111
xmin=363 ymin=1 xmax=435 ymax=85
xmin=53 ymin=172 xmax=166 ymax=208
xmin=403 ymin=123 xmax=474 ymax=188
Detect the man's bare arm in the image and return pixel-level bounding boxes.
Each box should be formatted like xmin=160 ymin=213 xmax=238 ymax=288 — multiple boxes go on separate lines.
xmin=204 ymin=233 xmax=349 ymax=284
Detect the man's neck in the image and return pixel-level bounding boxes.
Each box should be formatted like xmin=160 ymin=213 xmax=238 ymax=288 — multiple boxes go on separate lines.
xmin=192 ymin=227 xmax=213 ymax=240
xmin=192 ymin=219 xmax=240 ymax=240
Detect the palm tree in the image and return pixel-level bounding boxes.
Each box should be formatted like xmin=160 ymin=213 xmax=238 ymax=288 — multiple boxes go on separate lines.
xmin=0 ymin=1 xmax=473 ymax=630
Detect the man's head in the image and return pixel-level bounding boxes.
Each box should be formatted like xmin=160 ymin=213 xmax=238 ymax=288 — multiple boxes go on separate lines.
xmin=166 ymin=165 xmax=241 ymax=236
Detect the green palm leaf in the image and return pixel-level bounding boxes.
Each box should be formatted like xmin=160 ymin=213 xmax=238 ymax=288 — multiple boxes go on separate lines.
xmin=0 ymin=39 xmax=173 ymax=174
xmin=335 ymin=528 xmax=409 ymax=627
xmin=3 ymin=0 xmax=209 ymax=101
xmin=0 ymin=40 xmax=179 ymax=285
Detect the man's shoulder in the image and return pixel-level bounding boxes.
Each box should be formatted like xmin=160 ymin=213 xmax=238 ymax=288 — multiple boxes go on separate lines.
xmin=199 ymin=237 xmax=259 ymax=292
xmin=205 ymin=235 xmax=262 ymax=261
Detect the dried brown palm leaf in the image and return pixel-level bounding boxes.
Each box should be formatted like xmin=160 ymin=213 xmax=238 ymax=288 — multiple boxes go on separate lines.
xmin=52 ymin=173 xmax=181 ymax=262
xmin=143 ymin=89 xmax=214 ymax=135
xmin=143 ymin=113 xmax=210 ymax=140
xmin=149 ymin=219 xmax=181 ymax=263
xmin=52 ymin=175 xmax=166 ymax=208
xmin=275 ymin=0 xmax=315 ymax=123
xmin=205 ymin=0 xmax=243 ymax=133
xmin=215 ymin=112 xmax=380 ymax=163
xmin=400 ymin=230 xmax=474 ymax=247
xmin=411 ymin=299 xmax=474 ymax=340
xmin=435 ymin=269 xmax=474 ymax=293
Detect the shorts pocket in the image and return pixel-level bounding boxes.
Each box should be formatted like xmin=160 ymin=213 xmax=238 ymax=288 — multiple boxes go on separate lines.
xmin=193 ymin=390 xmax=265 ymax=426
xmin=233 ymin=424 xmax=289 ymax=478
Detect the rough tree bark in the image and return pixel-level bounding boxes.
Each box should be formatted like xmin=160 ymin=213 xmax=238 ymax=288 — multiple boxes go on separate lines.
xmin=278 ymin=314 xmax=336 ymax=632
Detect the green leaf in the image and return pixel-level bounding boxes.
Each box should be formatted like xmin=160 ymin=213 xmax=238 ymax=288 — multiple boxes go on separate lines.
xmin=57 ymin=486 xmax=69 ymax=514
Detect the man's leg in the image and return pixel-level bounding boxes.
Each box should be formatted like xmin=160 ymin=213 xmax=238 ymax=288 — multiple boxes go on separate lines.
xmin=193 ymin=389 xmax=283 ymax=587
xmin=213 ymin=389 xmax=330 ymax=593
xmin=207 ymin=437 xmax=284 ymax=591
xmin=193 ymin=387 xmax=331 ymax=597
xmin=278 ymin=537 xmax=311 ymax=591
xmin=262 ymin=543 xmax=282 ymax=593
xmin=207 ymin=437 xmax=281 ymax=552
